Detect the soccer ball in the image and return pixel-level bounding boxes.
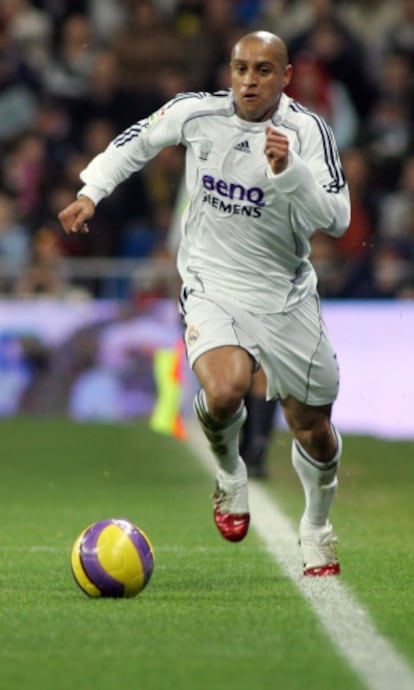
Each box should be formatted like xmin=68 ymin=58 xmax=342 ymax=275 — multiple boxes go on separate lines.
xmin=70 ymin=518 xmax=154 ymax=598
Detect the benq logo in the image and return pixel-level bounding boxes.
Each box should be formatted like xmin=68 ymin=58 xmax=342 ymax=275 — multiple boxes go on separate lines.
xmin=202 ymin=175 xmax=265 ymax=207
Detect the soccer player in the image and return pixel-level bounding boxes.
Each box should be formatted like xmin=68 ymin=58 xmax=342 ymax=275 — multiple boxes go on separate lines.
xmin=58 ymin=31 xmax=350 ymax=576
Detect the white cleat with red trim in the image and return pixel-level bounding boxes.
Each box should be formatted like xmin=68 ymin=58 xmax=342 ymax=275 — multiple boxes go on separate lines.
xmin=212 ymin=473 xmax=250 ymax=543
xmin=300 ymin=522 xmax=340 ymax=576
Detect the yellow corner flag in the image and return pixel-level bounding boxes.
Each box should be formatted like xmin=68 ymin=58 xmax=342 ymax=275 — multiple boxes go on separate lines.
xmin=150 ymin=341 xmax=187 ymax=440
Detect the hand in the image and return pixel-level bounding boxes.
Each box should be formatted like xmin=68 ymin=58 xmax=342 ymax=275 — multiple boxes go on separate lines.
xmin=264 ymin=126 xmax=289 ymax=174
xmin=57 ymin=195 xmax=96 ymax=234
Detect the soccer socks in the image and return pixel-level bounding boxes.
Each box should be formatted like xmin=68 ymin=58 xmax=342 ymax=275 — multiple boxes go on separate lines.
xmin=195 ymin=389 xmax=250 ymax=543
xmin=292 ymin=426 xmax=342 ymax=529
xmin=193 ymin=389 xmax=247 ymax=480
xmin=240 ymin=393 xmax=277 ymax=473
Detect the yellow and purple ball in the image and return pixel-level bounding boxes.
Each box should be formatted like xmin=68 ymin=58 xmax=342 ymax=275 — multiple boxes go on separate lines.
xmin=71 ymin=518 xmax=154 ymax=598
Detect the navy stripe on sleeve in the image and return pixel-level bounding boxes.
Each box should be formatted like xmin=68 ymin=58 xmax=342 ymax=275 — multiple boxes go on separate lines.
xmin=114 ymin=122 xmax=147 ymax=148
xmin=289 ymin=101 xmax=346 ymax=193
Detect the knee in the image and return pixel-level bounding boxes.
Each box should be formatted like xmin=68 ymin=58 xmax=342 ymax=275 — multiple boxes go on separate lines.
xmin=204 ymin=378 xmax=248 ymax=420
xmin=194 ymin=347 xmax=253 ymax=420
xmin=295 ymin=420 xmax=336 ymax=463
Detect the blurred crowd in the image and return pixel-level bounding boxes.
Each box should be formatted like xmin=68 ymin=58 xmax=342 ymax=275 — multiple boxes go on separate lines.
xmin=0 ymin=0 xmax=413 ymax=300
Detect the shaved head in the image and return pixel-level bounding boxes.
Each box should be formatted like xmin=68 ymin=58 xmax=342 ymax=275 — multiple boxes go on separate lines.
xmin=229 ymin=30 xmax=292 ymax=121
xmin=231 ymin=31 xmax=288 ymax=70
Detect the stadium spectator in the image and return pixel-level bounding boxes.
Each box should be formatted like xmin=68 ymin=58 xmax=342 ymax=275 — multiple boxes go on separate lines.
xmin=397 ymin=279 xmax=414 ymax=298
xmin=35 ymin=0 xmax=90 ymax=31
xmin=335 ymin=147 xmax=378 ymax=261
xmin=310 ymin=230 xmax=352 ymax=298
xmin=0 ymin=0 xmax=52 ymax=71
xmin=142 ymin=146 xmax=184 ymax=220
xmin=111 ymin=0 xmax=188 ymax=92
xmin=13 ymin=219 xmax=92 ymax=301
xmin=1 ymin=132 xmax=47 ymax=223
xmin=82 ymin=118 xmax=117 ymax=159
xmin=87 ymin=0 xmax=127 ymax=44
xmin=265 ymin=0 xmax=332 ymax=42
xmin=58 ymin=31 xmax=350 ymax=577
xmin=373 ymin=51 xmax=414 ymax=118
xmin=0 ymin=0 xmax=409 ymax=300
xmin=42 ymin=13 xmax=96 ymax=103
xmin=0 ymin=191 xmax=30 ymax=292
xmin=0 ymin=18 xmax=41 ymax=142
xmin=14 ymin=223 xmax=71 ymax=298
xmin=358 ymin=239 xmax=414 ymax=299
xmin=341 ymin=0 xmax=402 ymax=76
xmin=378 ymin=155 xmax=414 ymax=244
xmin=71 ymin=49 xmax=159 ymax=140
xmin=362 ymin=94 xmax=413 ymax=193
xmin=172 ymin=0 xmax=253 ymax=90
xmin=377 ymin=0 xmax=414 ymax=71
xmin=34 ymin=98 xmax=77 ymax=174
xmin=286 ymin=53 xmax=359 ymax=149
xmin=286 ymin=1 xmax=378 ymax=118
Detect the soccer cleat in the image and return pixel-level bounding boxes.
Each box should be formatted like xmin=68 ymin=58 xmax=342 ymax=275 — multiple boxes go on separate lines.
xmin=212 ymin=475 xmax=250 ymax=542
xmin=300 ymin=522 xmax=340 ymax=576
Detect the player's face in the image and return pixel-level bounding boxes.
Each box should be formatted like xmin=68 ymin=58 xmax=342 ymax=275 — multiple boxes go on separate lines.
xmin=230 ymin=39 xmax=292 ymax=122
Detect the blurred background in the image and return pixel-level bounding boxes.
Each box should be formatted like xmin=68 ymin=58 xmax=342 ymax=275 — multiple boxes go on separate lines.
xmin=0 ymin=0 xmax=412 ymax=436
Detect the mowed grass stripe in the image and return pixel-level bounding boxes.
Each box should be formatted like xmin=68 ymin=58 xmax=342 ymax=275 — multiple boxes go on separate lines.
xmin=0 ymin=419 xmax=365 ymax=690
xmin=188 ymin=422 xmax=414 ymax=690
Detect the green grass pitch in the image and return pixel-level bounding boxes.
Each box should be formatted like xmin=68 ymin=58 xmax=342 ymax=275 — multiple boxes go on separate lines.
xmin=0 ymin=419 xmax=413 ymax=690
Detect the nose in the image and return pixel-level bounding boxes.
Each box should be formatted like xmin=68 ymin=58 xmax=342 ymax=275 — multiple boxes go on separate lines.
xmin=242 ymin=68 xmax=257 ymax=86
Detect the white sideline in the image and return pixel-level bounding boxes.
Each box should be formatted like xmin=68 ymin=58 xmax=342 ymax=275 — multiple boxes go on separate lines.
xmin=187 ymin=422 xmax=414 ymax=690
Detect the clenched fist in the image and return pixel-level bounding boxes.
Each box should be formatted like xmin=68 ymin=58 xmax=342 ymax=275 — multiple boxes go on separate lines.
xmin=58 ymin=195 xmax=96 ymax=234
xmin=264 ymin=126 xmax=289 ymax=174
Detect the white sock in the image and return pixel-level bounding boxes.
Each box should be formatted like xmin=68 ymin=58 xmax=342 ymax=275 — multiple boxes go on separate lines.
xmin=292 ymin=426 xmax=342 ymax=529
xmin=193 ymin=389 xmax=247 ymax=480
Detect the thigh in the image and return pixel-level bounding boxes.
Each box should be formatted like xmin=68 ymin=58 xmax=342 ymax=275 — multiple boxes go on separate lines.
xmin=261 ymin=295 xmax=340 ymax=405
xmin=181 ymin=293 xmax=260 ymax=369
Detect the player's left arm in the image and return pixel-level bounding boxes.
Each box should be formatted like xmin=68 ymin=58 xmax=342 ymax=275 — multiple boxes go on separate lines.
xmin=264 ymin=121 xmax=350 ymax=238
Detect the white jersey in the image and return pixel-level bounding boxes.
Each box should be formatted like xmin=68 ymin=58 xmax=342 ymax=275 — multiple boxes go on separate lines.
xmin=79 ymin=90 xmax=350 ymax=313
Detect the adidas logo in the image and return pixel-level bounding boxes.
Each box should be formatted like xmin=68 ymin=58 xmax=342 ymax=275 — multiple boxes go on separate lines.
xmin=234 ymin=140 xmax=250 ymax=153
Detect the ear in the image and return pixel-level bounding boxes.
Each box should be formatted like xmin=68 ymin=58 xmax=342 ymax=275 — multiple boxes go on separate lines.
xmin=283 ymin=64 xmax=293 ymax=89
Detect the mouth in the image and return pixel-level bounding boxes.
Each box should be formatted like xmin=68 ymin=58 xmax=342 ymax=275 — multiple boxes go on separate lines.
xmin=243 ymin=93 xmax=259 ymax=101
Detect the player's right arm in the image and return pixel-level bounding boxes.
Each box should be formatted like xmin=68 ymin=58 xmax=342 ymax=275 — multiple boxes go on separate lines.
xmin=58 ymin=94 xmax=198 ymax=234
xmin=58 ymin=195 xmax=95 ymax=235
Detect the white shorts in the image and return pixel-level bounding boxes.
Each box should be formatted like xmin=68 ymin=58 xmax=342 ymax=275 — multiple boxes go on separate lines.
xmin=180 ymin=291 xmax=339 ymax=406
